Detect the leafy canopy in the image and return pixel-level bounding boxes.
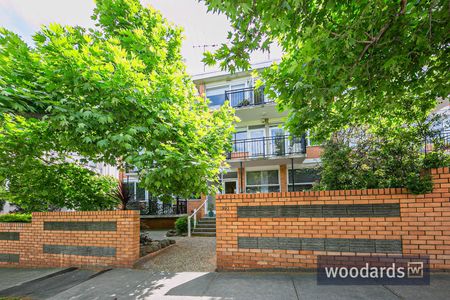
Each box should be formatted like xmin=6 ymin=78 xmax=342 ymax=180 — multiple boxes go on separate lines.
xmin=0 ymin=0 xmax=235 ymax=210
xmin=202 ymin=0 xmax=449 ymax=139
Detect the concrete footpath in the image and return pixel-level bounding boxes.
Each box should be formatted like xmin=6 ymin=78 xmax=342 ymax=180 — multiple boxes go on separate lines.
xmin=0 ymin=268 xmax=450 ymax=300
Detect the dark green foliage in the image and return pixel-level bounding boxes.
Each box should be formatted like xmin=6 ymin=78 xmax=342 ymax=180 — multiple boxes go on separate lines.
xmin=175 ymin=216 xmax=193 ymax=234
xmin=407 ymin=172 xmax=433 ymax=195
xmin=202 ymin=0 xmax=449 ymax=140
xmin=422 ymin=149 xmax=450 ymax=169
xmin=315 ymin=124 xmax=449 ymax=194
xmin=0 ymin=0 xmax=236 ymax=211
xmin=0 ymin=213 xmax=31 ymax=223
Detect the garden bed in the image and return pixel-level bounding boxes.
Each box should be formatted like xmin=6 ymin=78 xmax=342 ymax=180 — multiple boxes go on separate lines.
xmin=140 ymin=231 xmax=176 ymax=257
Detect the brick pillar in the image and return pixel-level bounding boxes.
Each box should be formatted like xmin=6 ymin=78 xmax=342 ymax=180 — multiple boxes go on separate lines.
xmin=280 ymin=164 xmax=287 ymax=192
xmin=196 ymin=83 xmax=205 ymax=98
xmin=237 ymin=167 xmax=245 ymax=193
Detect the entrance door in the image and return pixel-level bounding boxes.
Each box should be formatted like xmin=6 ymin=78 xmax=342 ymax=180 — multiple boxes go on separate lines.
xmin=224 ymin=181 xmax=237 ymax=194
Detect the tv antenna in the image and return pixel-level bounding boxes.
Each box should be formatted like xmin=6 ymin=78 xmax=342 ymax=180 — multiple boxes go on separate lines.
xmin=193 ymin=44 xmax=219 ymax=72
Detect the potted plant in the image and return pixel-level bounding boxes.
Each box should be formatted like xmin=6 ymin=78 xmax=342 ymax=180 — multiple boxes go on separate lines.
xmin=238 ymin=99 xmax=250 ymax=107
xmin=208 ymin=204 xmax=215 ymax=217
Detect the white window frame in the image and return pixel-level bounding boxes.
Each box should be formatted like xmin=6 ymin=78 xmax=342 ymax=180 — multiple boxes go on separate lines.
xmin=286 ymin=167 xmax=319 ymax=191
xmin=245 ymin=167 xmax=280 ymax=194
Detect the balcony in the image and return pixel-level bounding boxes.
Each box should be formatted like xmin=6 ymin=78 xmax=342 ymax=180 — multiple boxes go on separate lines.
xmin=225 ymin=86 xmax=274 ymax=108
xmin=227 ymin=135 xmax=307 ymax=160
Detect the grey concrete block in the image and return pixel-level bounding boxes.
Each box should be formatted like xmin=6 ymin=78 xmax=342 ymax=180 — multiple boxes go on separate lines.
xmin=299 ymin=205 xmax=323 ymax=217
xmin=0 ymin=232 xmax=20 ymax=240
xmin=375 ymin=240 xmax=402 ymax=253
xmin=301 ymin=238 xmax=325 ymax=251
xmin=258 ymin=237 xmax=279 ymax=249
xmin=44 ymin=221 xmax=116 ymax=231
xmin=349 ymin=239 xmax=376 ymax=253
xmin=325 ymin=238 xmax=350 ymax=252
xmin=255 ymin=206 xmax=278 ymax=218
xmin=322 ymin=205 xmax=347 ymax=217
xmin=237 ymin=204 xmax=400 ymax=219
xmin=346 ymin=204 xmax=374 ymax=217
xmin=43 ymin=245 xmax=116 ymax=257
xmin=278 ymin=238 xmax=301 ymax=250
xmin=237 ymin=206 xmax=257 ymax=218
xmin=277 ymin=205 xmax=300 ymax=218
xmin=238 ymin=237 xmax=258 ymax=249
xmin=0 ymin=253 xmax=19 ymax=263
xmin=373 ymin=204 xmax=400 ymax=217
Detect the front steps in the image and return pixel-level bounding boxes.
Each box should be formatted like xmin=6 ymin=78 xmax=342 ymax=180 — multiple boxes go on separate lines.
xmin=192 ymin=217 xmax=216 ymax=237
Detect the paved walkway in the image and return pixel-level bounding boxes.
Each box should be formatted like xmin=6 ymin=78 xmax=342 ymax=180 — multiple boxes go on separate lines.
xmin=136 ymin=232 xmax=216 ymax=272
xmin=1 ymin=268 xmax=450 ymax=299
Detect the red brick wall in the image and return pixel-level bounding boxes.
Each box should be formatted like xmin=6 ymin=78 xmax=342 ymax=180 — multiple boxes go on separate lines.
xmin=0 ymin=210 xmax=140 ymax=268
xmin=141 ymin=216 xmax=180 ymax=230
xmin=280 ymin=164 xmax=287 ymax=192
xmin=216 ymin=167 xmax=450 ymax=271
xmin=187 ymin=199 xmax=205 ymax=220
xmin=306 ymin=145 xmax=323 ymax=158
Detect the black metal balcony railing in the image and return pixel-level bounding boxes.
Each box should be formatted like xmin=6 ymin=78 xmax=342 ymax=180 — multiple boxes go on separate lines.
xmin=227 ymin=134 xmax=307 ymax=160
xmin=423 ymin=130 xmax=450 ymax=153
xmin=225 ymin=86 xmax=274 ymax=108
xmin=127 ymin=199 xmax=187 ymax=215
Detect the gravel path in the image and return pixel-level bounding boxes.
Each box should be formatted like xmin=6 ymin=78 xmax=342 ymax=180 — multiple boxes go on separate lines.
xmin=137 ymin=233 xmax=216 ymax=272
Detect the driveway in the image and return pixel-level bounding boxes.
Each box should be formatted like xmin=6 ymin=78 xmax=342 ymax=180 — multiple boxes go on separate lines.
xmin=1 ymin=268 xmax=450 ymax=299
xmin=136 ymin=231 xmax=216 ymax=272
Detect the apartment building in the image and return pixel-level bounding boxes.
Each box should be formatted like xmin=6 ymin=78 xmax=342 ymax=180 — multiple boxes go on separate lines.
xmin=193 ymin=61 xmax=322 ymax=197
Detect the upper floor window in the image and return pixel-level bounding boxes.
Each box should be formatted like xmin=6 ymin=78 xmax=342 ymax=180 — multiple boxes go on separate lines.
xmin=206 ymin=85 xmax=228 ymax=107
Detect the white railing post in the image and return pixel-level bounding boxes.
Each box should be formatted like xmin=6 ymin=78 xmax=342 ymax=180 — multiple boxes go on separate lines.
xmin=188 ymin=215 xmax=191 ymax=237
xmin=194 ymin=212 xmax=197 ymax=228
xmin=187 ymin=198 xmax=208 ymax=238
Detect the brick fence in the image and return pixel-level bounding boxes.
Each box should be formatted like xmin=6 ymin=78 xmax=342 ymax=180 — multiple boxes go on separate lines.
xmin=0 ymin=210 xmax=140 ymax=268
xmin=216 ymin=167 xmax=450 ymax=271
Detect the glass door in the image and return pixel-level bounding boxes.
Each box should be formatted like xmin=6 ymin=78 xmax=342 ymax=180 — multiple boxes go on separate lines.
xmin=270 ymin=127 xmax=286 ymax=156
xmin=229 ymin=83 xmax=246 ymax=107
xmin=248 ymin=128 xmax=265 ymax=157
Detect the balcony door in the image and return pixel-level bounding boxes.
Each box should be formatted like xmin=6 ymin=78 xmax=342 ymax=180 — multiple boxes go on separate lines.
xmin=269 ymin=127 xmax=286 ymax=156
xmin=229 ymin=83 xmax=246 ymax=107
xmin=248 ymin=128 xmax=265 ymax=157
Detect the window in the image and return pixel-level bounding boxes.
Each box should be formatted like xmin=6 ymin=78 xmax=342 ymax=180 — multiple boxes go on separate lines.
xmin=232 ymin=131 xmax=247 ymax=152
xmin=122 ymin=181 xmax=147 ymax=201
xmin=206 ymin=86 xmax=227 ymax=106
xmin=288 ymin=168 xmax=320 ymax=191
xmin=246 ymin=170 xmax=279 ymax=193
xmin=228 ymin=83 xmax=246 ymax=106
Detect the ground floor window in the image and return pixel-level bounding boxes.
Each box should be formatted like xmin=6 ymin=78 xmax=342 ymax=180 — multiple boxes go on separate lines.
xmin=123 ymin=181 xmax=146 ymax=201
xmin=288 ymin=168 xmax=320 ymax=191
xmin=246 ymin=170 xmax=280 ymax=193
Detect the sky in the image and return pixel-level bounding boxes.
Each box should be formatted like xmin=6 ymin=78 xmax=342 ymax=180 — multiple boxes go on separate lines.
xmin=0 ymin=0 xmax=281 ymax=75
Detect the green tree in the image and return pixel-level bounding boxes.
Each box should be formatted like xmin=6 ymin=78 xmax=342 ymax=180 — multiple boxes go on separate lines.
xmin=202 ymin=0 xmax=449 ymax=139
xmin=0 ymin=0 xmax=235 ymax=210
xmin=315 ymin=122 xmax=448 ymax=193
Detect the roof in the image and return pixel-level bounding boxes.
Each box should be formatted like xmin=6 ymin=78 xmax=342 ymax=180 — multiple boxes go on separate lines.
xmin=191 ymin=59 xmax=280 ymax=83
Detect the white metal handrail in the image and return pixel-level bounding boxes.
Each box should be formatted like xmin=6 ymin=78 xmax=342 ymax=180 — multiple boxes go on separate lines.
xmin=187 ymin=198 xmax=208 ymax=237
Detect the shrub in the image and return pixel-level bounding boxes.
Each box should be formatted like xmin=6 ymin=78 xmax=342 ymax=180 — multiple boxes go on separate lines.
xmin=175 ymin=216 xmax=193 ymax=234
xmin=0 ymin=213 xmax=32 ymax=223
xmin=407 ymin=173 xmax=433 ymax=194
xmin=422 ymin=151 xmax=450 ymax=169
xmin=317 ymin=123 xmax=448 ymax=194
